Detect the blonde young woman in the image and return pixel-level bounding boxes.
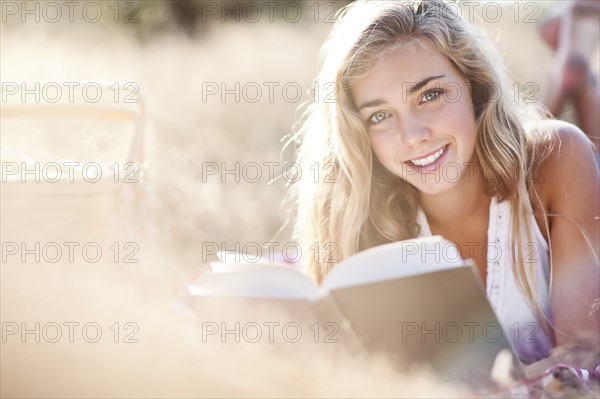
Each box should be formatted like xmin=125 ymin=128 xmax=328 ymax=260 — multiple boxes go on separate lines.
xmin=291 ymin=0 xmax=599 ymax=365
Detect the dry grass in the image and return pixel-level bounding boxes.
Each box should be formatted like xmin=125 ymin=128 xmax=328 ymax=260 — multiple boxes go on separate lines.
xmin=1 ymin=1 xmax=598 ymax=397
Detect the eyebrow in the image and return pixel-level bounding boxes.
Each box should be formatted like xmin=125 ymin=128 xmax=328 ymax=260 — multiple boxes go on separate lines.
xmin=355 ymin=74 xmax=446 ymax=111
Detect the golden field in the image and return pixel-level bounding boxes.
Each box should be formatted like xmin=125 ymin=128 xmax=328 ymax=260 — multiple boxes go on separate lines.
xmin=1 ymin=1 xmax=598 ymax=397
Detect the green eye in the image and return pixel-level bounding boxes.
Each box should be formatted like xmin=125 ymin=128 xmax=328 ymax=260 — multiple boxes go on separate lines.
xmin=421 ymin=90 xmax=443 ymax=103
xmin=370 ymin=111 xmax=388 ymax=125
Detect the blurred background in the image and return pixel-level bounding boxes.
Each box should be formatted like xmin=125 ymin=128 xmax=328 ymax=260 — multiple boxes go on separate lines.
xmin=2 ymin=0 xmax=597 ymax=274
xmin=1 ymin=0 xmax=351 ymax=275
xmin=1 ymin=1 xmax=599 ymax=397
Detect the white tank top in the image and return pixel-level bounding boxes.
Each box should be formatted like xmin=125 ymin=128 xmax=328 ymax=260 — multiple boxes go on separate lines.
xmin=417 ymin=196 xmax=554 ymax=364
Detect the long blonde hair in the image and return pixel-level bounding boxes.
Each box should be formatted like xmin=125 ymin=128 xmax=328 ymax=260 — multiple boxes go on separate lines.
xmin=290 ymin=0 xmax=555 ymax=338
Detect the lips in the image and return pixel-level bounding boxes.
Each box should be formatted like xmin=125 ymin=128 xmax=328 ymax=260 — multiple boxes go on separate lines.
xmin=406 ymin=144 xmax=448 ymax=167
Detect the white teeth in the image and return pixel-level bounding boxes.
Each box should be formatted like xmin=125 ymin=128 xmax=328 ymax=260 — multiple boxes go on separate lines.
xmin=410 ymin=146 xmax=445 ymax=166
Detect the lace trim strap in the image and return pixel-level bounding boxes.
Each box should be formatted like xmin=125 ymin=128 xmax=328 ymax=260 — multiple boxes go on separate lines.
xmin=486 ymin=196 xmax=507 ymax=315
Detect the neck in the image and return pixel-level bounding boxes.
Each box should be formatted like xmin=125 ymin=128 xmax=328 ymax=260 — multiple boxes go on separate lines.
xmin=418 ymin=162 xmax=491 ymax=228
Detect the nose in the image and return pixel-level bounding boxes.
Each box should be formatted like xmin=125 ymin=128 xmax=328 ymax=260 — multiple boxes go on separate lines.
xmin=397 ymin=114 xmax=431 ymax=148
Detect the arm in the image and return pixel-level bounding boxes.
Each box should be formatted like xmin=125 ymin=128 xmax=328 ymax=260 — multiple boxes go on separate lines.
xmin=538 ymin=122 xmax=600 ymax=348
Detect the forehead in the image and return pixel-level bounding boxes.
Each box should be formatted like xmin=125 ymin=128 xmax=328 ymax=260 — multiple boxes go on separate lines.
xmin=350 ymin=46 xmax=461 ymax=103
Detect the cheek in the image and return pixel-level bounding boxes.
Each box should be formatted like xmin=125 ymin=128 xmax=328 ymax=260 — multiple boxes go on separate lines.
xmin=450 ymin=96 xmax=478 ymax=145
xmin=368 ymin=135 xmax=393 ymax=164
xmin=370 ymin=144 xmax=401 ymax=177
xmin=461 ymin=115 xmax=478 ymax=148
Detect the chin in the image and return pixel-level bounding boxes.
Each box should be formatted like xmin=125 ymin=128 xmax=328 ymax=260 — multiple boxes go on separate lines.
xmin=410 ymin=178 xmax=457 ymax=196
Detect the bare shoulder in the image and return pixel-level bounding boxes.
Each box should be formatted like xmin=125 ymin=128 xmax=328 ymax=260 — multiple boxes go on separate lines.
xmin=526 ymin=124 xmax=600 ymax=347
xmin=526 ymin=120 xmax=599 ymax=211
xmin=526 ymin=119 xmax=594 ymax=154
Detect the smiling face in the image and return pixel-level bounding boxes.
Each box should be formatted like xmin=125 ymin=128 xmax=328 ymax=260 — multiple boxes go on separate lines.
xmin=351 ymin=45 xmax=478 ymax=196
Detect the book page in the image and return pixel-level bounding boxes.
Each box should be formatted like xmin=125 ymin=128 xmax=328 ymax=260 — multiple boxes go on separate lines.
xmin=188 ymin=267 xmax=319 ymax=299
xmin=321 ymin=236 xmax=467 ymax=292
xmin=209 ymin=261 xmax=288 ymax=273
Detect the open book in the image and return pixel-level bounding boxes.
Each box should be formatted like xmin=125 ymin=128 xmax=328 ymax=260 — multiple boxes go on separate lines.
xmin=186 ymin=236 xmax=525 ymax=391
